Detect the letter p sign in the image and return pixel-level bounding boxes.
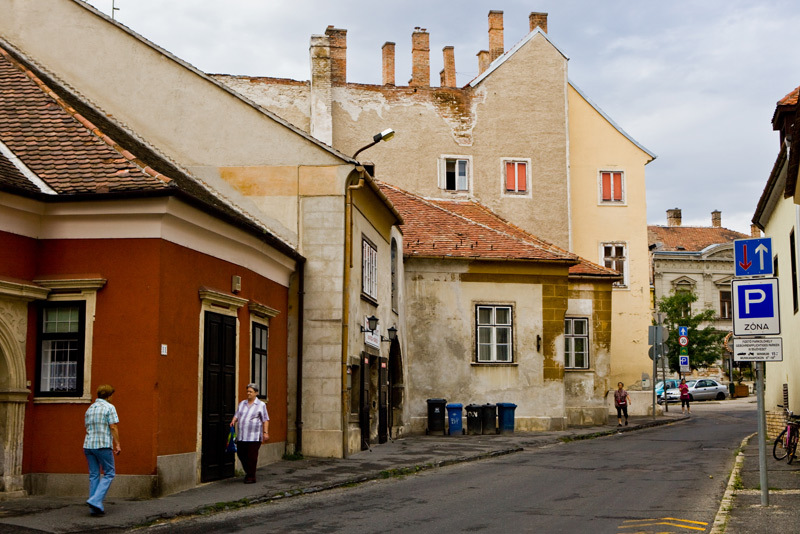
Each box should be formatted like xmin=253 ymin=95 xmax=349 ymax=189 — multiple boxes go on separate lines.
xmin=743 ymin=288 xmax=767 ymax=315
xmin=732 ymin=278 xmax=780 ymax=336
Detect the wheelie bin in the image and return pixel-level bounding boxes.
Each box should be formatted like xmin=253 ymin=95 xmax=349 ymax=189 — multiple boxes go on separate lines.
xmin=466 ymin=404 xmax=482 ymax=435
xmin=446 ymin=403 xmax=463 ymax=435
xmin=480 ymin=403 xmax=497 ymax=435
xmin=497 ymin=402 xmax=517 ymax=434
xmin=426 ymin=398 xmax=447 ymax=435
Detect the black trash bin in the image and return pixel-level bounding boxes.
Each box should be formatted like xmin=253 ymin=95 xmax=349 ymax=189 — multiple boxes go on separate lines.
xmin=497 ymin=402 xmax=517 ymax=434
xmin=426 ymin=398 xmax=447 ymax=435
xmin=480 ymin=403 xmax=497 ymax=435
xmin=465 ymin=404 xmax=482 ymax=435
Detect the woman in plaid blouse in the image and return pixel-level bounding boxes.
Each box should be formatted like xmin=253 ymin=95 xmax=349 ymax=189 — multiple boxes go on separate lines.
xmin=230 ymin=383 xmax=269 ymax=483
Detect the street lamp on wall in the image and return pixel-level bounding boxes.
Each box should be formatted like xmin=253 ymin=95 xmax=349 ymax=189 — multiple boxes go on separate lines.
xmin=352 ymin=128 xmax=395 ymax=160
xmin=382 ymin=325 xmax=398 ymax=343
xmin=360 ymin=315 xmax=379 ymax=334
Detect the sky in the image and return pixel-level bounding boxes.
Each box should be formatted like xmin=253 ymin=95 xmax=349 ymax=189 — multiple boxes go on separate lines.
xmin=84 ymin=0 xmax=800 ymax=234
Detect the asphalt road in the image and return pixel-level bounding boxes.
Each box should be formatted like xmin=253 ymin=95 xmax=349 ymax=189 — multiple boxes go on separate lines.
xmin=146 ymin=400 xmax=755 ymax=534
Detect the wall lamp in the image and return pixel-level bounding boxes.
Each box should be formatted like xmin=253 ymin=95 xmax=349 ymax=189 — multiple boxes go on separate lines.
xmin=352 ymin=128 xmax=395 ymax=160
xmin=360 ymin=315 xmax=379 ymax=334
xmin=382 ymin=326 xmax=398 ymax=343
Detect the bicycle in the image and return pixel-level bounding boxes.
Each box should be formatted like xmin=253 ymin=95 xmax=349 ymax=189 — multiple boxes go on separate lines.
xmin=773 ymin=405 xmax=800 ymax=463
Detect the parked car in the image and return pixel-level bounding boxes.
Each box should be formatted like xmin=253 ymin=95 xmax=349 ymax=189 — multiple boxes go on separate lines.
xmin=655 ymin=379 xmax=681 ymax=398
xmin=664 ymin=379 xmax=728 ymax=403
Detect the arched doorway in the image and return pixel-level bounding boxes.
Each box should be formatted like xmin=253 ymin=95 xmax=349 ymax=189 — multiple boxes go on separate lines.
xmin=387 ymin=337 xmax=404 ymax=438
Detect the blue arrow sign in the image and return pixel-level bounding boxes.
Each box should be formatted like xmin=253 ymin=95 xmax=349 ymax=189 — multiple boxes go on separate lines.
xmin=678 ymin=326 xmax=688 ymax=337
xmin=734 ymin=238 xmax=773 ymax=277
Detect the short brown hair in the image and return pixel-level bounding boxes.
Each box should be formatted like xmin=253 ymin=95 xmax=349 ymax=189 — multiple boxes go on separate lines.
xmin=97 ymin=384 xmax=115 ymax=399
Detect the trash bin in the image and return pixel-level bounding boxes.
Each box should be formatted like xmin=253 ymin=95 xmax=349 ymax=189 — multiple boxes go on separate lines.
xmin=426 ymin=398 xmax=447 ymax=435
xmin=497 ymin=402 xmax=517 ymax=434
xmin=446 ymin=403 xmax=463 ymax=435
xmin=729 ymin=383 xmax=736 ymax=398
xmin=480 ymin=403 xmax=497 ymax=435
xmin=465 ymin=404 xmax=482 ymax=435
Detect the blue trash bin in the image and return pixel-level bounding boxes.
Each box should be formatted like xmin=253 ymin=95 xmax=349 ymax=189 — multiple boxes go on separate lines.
xmin=497 ymin=402 xmax=517 ymax=434
xmin=446 ymin=403 xmax=463 ymax=435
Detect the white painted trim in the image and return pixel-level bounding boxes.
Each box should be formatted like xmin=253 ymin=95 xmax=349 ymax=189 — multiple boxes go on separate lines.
xmin=437 ymin=154 xmax=473 ymax=196
xmin=0 ymin=139 xmax=56 ymax=195
xmin=599 ymin=241 xmax=630 ymax=290
xmin=597 ymin=169 xmax=628 ymax=206
xmin=499 ymin=157 xmax=533 ymax=199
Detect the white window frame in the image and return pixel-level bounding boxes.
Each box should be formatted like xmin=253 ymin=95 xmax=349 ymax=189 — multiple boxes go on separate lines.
xmin=438 ymin=155 xmax=472 ymax=193
xmin=564 ymin=317 xmax=590 ymax=369
xmin=598 ymin=170 xmax=626 ymax=205
xmin=362 ymin=237 xmax=378 ymax=300
xmin=501 ymin=157 xmax=532 ymax=197
xmin=475 ymin=305 xmax=513 ymax=363
xmin=601 ymin=242 xmax=629 ymax=289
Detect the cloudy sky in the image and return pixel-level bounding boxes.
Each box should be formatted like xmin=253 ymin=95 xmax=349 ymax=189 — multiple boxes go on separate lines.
xmin=84 ymin=0 xmax=800 ymax=234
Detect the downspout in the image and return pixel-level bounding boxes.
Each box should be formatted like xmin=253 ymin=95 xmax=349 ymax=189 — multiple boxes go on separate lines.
xmin=295 ymin=256 xmax=305 ymax=454
xmin=342 ymin=168 xmax=366 ymax=458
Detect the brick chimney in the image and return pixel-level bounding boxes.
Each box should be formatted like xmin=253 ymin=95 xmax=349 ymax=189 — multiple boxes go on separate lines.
xmin=477 ymin=50 xmax=490 ymax=75
xmin=751 ymin=224 xmax=762 ymax=238
xmin=711 ymin=210 xmax=721 ymax=228
xmin=410 ymin=28 xmax=430 ymax=87
xmin=325 ymin=26 xmax=347 ymax=85
xmin=529 ymin=12 xmax=548 ymax=33
xmin=488 ymin=10 xmax=504 ymax=61
xmin=382 ymin=42 xmax=395 ymax=86
xmin=441 ymin=46 xmax=456 ymax=87
xmin=667 ymin=208 xmax=682 ymax=227
xmin=309 ymin=34 xmax=333 ymax=145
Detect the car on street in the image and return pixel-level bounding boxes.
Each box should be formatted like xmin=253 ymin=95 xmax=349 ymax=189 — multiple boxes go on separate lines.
xmin=663 ymin=378 xmax=728 ymax=403
xmin=655 ymin=379 xmax=681 ymax=398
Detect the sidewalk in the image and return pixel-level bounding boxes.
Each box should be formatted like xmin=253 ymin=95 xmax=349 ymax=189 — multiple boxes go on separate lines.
xmin=719 ymin=434 xmax=800 ymax=533
xmin=0 ymin=414 xmax=683 ymax=533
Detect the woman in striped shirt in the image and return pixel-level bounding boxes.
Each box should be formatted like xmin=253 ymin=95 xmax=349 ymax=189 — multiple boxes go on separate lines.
xmin=230 ymin=383 xmax=269 ymax=483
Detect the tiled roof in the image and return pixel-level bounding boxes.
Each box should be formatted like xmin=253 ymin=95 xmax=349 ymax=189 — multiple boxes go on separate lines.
xmin=648 ymin=225 xmax=747 ymax=252
xmin=0 ymin=151 xmax=38 ymax=193
xmin=779 ymin=86 xmax=800 ymax=106
xmin=379 ymin=182 xmax=620 ymax=278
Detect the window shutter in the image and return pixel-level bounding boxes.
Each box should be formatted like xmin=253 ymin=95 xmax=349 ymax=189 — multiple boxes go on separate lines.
xmin=517 ymin=162 xmax=527 ymax=192
xmin=457 ymin=160 xmax=468 ymax=191
xmin=505 ymin=161 xmax=515 ymax=191
xmin=601 ymin=172 xmax=611 ymax=201
xmin=613 ymin=172 xmax=622 ymax=201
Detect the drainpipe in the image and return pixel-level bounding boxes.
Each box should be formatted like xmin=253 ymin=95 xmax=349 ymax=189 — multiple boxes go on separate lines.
xmin=341 ymin=168 xmax=366 ymax=458
xmin=295 ymin=256 xmax=305 ymax=454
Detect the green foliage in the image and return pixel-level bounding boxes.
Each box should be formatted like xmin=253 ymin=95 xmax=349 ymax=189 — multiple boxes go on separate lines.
xmin=656 ymin=291 xmax=726 ymax=372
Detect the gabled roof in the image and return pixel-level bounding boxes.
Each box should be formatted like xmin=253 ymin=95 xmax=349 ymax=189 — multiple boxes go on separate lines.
xmin=379 ymin=182 xmax=620 ymax=279
xmin=0 ymin=40 xmax=300 ymax=259
xmin=648 ymin=225 xmax=746 ymax=253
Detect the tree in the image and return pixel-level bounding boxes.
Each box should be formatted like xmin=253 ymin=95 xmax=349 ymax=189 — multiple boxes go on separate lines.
xmin=655 ymin=291 xmax=726 ymax=373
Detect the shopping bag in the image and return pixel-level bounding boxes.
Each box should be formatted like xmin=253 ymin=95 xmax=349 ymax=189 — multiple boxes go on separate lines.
xmin=225 ymin=426 xmax=237 ymax=453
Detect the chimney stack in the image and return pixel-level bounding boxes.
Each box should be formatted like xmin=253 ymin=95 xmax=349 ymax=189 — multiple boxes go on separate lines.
xmin=382 ymin=42 xmax=395 ymax=86
xmin=410 ymin=28 xmax=430 ymax=87
xmin=711 ymin=210 xmax=721 ymax=228
xmin=751 ymin=224 xmax=762 ymax=238
xmin=309 ymin=34 xmax=333 ymax=145
xmin=441 ymin=46 xmax=456 ymax=87
xmin=667 ymin=208 xmax=682 ymax=227
xmin=324 ymin=26 xmax=347 ymax=85
xmin=477 ymin=50 xmax=490 ymax=75
xmin=529 ymin=12 xmax=548 ymax=33
xmin=488 ymin=10 xmax=504 ymax=61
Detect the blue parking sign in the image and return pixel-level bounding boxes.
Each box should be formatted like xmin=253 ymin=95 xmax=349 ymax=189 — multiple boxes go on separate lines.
xmin=679 ymin=356 xmax=689 ymax=366
xmin=732 ymin=278 xmax=780 ymax=336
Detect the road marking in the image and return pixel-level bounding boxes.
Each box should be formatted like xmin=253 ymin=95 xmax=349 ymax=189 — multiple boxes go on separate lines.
xmin=619 ymin=517 xmax=709 ymax=531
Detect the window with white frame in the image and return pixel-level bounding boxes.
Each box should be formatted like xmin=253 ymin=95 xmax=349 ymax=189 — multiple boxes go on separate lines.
xmin=599 ymin=171 xmax=624 ymax=203
xmin=362 ymin=237 xmax=378 ymax=300
xmin=440 ymin=157 xmax=470 ymax=192
xmin=602 ymin=242 xmax=628 ymax=288
xmin=564 ymin=317 xmax=589 ymax=369
xmin=251 ymin=322 xmax=268 ymax=399
xmin=36 ymin=301 xmax=86 ymax=397
xmin=719 ymin=290 xmax=732 ymax=319
xmin=476 ymin=305 xmax=512 ymax=362
xmin=503 ymin=160 xmax=528 ymax=194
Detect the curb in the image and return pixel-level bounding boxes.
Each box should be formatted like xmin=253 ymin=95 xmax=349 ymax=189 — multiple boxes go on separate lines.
xmin=710 ymin=432 xmax=755 ymax=534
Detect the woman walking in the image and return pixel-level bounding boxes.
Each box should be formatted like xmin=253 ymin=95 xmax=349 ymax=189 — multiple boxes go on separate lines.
xmin=614 ymin=382 xmax=631 ymax=426
xmin=230 ymin=383 xmax=269 ymax=483
xmin=679 ymin=378 xmax=692 ymax=415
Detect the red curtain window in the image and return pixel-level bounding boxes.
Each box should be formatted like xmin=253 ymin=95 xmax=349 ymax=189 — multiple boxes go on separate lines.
xmin=601 ymin=171 xmax=623 ymax=201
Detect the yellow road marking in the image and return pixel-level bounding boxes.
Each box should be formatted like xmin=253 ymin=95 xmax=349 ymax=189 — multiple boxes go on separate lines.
xmin=619 ymin=517 xmax=708 ymax=531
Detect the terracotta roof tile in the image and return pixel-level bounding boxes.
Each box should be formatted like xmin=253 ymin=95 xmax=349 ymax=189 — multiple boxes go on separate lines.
xmin=779 ymin=86 xmax=800 ymax=106
xmin=648 ymin=225 xmax=747 ymax=252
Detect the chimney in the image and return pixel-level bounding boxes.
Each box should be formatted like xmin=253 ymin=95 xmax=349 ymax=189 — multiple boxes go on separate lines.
xmin=711 ymin=210 xmax=721 ymax=228
xmin=441 ymin=46 xmax=456 ymax=87
xmin=529 ymin=12 xmax=548 ymax=33
xmin=751 ymin=224 xmax=762 ymax=238
xmin=477 ymin=50 xmax=490 ymax=75
xmin=667 ymin=208 xmax=682 ymax=227
xmin=382 ymin=42 xmax=395 ymax=86
xmin=309 ymin=35 xmax=333 ymax=145
xmin=410 ymin=28 xmax=430 ymax=87
xmin=488 ymin=10 xmax=504 ymax=61
xmin=325 ymin=26 xmax=347 ymax=85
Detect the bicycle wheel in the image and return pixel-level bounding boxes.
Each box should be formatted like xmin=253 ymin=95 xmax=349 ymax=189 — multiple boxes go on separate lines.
xmin=788 ymin=430 xmax=799 ymax=464
xmin=774 ymin=429 xmax=788 ymax=460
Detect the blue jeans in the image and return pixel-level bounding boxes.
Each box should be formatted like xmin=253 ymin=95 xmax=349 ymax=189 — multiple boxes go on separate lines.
xmin=84 ymin=448 xmax=115 ymax=511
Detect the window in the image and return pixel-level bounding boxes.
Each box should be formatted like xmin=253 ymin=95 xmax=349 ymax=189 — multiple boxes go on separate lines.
xmin=476 ymin=305 xmax=512 ymax=362
xmin=564 ymin=318 xmax=589 ymax=369
xmin=362 ymin=238 xmax=378 ymax=300
xmin=599 ymin=171 xmax=624 ymax=203
xmin=251 ymin=323 xmax=268 ymax=399
xmin=36 ymin=301 xmax=86 ymax=397
xmin=720 ymin=290 xmax=732 ymax=319
xmin=791 ymin=229 xmax=798 ymax=313
xmin=504 ymin=161 xmax=527 ymax=193
xmin=602 ymin=242 xmax=628 ymax=288
xmin=391 ymin=238 xmax=398 ymax=311
xmin=440 ymin=157 xmax=470 ymax=191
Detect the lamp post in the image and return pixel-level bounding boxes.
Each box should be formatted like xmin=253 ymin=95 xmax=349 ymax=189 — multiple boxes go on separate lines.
xmin=352 ymin=128 xmax=395 ymax=160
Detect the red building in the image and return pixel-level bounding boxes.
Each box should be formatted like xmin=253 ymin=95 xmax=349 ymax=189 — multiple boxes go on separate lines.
xmin=0 ymin=42 xmax=298 ymax=497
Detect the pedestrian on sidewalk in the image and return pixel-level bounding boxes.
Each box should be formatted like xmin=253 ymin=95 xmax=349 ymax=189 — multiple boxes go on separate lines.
xmin=679 ymin=378 xmax=692 ymax=415
xmin=83 ymin=384 xmax=121 ymax=517
xmin=614 ymin=382 xmax=631 ymax=426
xmin=230 ymin=383 xmax=269 ymax=484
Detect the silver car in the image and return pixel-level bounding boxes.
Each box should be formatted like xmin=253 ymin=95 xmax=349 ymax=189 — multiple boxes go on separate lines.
xmin=664 ymin=379 xmax=728 ymax=402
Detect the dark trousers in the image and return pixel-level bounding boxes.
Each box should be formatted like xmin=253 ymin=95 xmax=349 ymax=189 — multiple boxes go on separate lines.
xmin=236 ymin=441 xmax=261 ymax=481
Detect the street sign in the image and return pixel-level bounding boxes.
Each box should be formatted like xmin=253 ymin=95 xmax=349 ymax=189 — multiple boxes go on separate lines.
xmin=678 ymin=326 xmax=688 ymax=337
xmin=679 ymin=347 xmax=688 ymax=356
xmin=733 ymin=337 xmax=783 ymax=362
xmin=647 ymin=346 xmax=662 ymax=361
xmin=734 ymin=237 xmax=773 ymax=277
xmin=678 ymin=336 xmax=689 ymax=347
xmin=679 ymin=355 xmax=690 ymax=373
xmin=732 ymin=278 xmax=780 ymax=336
xmin=648 ymin=325 xmax=666 ymax=345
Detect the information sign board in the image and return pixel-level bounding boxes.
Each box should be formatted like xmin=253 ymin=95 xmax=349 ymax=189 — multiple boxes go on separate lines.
xmin=733 ymin=337 xmax=783 ymax=362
